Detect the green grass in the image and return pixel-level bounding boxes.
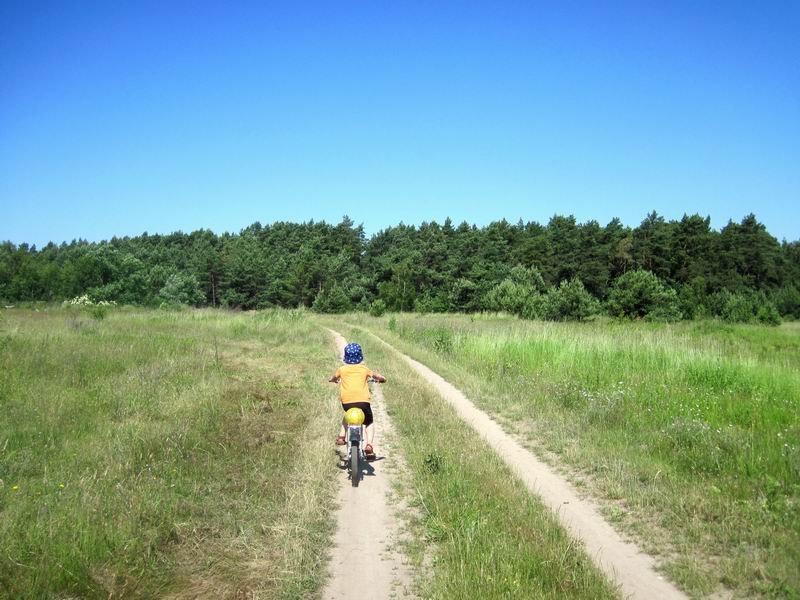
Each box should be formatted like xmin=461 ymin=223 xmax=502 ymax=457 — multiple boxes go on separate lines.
xmin=354 ymin=314 xmax=800 ymax=599
xmin=0 ymin=307 xmax=339 ymax=599
xmin=5 ymin=306 xmax=796 ymax=598
xmin=327 ymin=319 xmax=619 ymax=600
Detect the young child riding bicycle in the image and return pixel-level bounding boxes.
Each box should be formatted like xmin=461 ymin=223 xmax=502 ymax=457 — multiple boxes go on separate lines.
xmin=329 ymin=342 xmax=386 ymax=460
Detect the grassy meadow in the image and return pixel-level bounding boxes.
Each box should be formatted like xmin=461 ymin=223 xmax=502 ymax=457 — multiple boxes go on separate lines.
xmin=3 ymin=305 xmax=797 ymax=599
xmin=0 ymin=307 xmax=339 ymax=599
xmin=354 ymin=314 xmax=800 ymax=599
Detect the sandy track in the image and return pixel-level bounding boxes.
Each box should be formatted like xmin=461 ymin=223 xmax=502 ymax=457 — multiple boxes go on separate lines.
xmin=321 ymin=330 xmax=413 ymax=600
xmin=357 ymin=326 xmax=687 ymax=600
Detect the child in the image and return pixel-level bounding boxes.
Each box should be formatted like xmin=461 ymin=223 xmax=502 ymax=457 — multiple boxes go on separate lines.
xmin=329 ymin=342 xmax=386 ymax=459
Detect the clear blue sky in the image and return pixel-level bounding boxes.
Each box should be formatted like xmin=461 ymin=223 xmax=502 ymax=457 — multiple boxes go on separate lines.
xmin=2 ymin=1 xmax=798 ymax=246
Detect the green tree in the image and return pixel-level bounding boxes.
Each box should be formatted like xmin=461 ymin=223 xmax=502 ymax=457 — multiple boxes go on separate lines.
xmin=576 ymin=220 xmax=611 ymax=297
xmin=772 ymin=286 xmax=800 ymax=319
xmin=607 ymin=270 xmax=681 ymax=321
xmin=540 ymin=278 xmax=599 ymax=321
xmin=369 ymin=299 xmax=387 ymax=317
xmin=756 ymin=302 xmax=781 ymax=326
xmin=544 ymin=215 xmax=581 ymax=283
xmin=670 ymin=214 xmax=714 ymax=284
xmin=632 ymin=211 xmax=673 ymax=280
xmin=0 ymin=211 xmax=796 ymax=319
xmin=484 ymin=279 xmax=536 ymax=316
xmin=483 ymin=265 xmax=546 ymax=317
xmin=158 ymin=272 xmax=205 ymax=305
xmin=312 ymin=284 xmax=352 ymax=313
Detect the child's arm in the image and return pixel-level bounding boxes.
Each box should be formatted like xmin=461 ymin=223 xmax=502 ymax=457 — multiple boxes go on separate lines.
xmin=328 ymin=374 xmax=341 ymax=383
xmin=371 ymin=371 xmax=387 ymax=383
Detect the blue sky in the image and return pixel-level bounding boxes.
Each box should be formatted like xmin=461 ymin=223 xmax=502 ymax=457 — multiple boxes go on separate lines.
xmin=1 ymin=1 xmax=798 ymax=246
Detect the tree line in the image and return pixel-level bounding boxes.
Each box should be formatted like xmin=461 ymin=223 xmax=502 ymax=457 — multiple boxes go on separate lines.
xmin=2 ymin=212 xmax=798 ymax=323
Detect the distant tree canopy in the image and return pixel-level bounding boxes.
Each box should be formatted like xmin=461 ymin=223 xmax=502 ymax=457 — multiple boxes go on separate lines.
xmin=1 ymin=212 xmax=798 ymax=322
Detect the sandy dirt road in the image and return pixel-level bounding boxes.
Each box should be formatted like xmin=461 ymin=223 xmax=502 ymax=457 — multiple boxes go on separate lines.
xmin=321 ymin=330 xmax=414 ymax=600
xmin=356 ymin=326 xmax=687 ymax=600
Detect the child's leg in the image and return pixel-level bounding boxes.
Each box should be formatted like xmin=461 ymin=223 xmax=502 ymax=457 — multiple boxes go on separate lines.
xmin=336 ymin=413 xmax=346 ymax=444
xmin=365 ymin=422 xmax=374 ymax=445
xmin=363 ymin=404 xmax=375 ymax=449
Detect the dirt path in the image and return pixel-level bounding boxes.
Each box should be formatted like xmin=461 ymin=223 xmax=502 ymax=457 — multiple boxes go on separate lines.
xmin=357 ymin=326 xmax=687 ymax=600
xmin=321 ymin=330 xmax=414 ymax=600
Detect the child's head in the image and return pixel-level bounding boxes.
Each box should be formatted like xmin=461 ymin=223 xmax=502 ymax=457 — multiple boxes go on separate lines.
xmin=343 ymin=342 xmax=363 ymax=364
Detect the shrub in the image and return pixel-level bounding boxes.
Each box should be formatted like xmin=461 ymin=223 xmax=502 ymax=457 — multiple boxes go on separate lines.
xmin=89 ymin=305 xmax=107 ymax=320
xmin=63 ymin=294 xmax=100 ymax=307
xmin=709 ymin=290 xmax=782 ymax=326
xmin=354 ymin=295 xmax=371 ymax=312
xmin=312 ymin=284 xmax=352 ymax=313
xmin=541 ymin=278 xmax=599 ymax=321
xmin=63 ymin=295 xmax=117 ymax=320
xmin=677 ymin=283 xmax=708 ymax=320
xmin=644 ymin=288 xmax=683 ymax=322
xmin=756 ymin=302 xmax=781 ymax=326
xmin=369 ymin=299 xmax=387 ymax=317
xmin=484 ymin=279 xmax=536 ymax=316
xmin=158 ymin=273 xmax=204 ymax=306
xmin=449 ymin=278 xmax=479 ymax=312
xmin=483 ymin=267 xmax=547 ymax=319
xmin=607 ymin=270 xmax=681 ymax=321
xmin=772 ymin=286 xmax=800 ymax=319
xmin=508 ymin=265 xmax=547 ymax=293
xmin=520 ymin=293 xmax=545 ymax=319
xmin=414 ymin=292 xmax=449 ymax=314
xmin=719 ymin=292 xmax=756 ymax=323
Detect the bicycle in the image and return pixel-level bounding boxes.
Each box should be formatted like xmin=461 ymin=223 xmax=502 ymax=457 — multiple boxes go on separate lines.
xmin=342 ymin=407 xmax=366 ymax=487
xmin=332 ymin=376 xmax=383 ymax=487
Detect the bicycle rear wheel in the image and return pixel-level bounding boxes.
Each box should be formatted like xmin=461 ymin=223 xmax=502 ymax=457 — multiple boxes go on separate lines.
xmin=350 ymin=447 xmax=359 ymax=487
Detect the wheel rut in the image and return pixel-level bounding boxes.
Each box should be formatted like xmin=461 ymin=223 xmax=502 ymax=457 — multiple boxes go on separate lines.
xmin=321 ymin=329 xmax=414 ymax=600
xmin=353 ymin=325 xmax=688 ymax=600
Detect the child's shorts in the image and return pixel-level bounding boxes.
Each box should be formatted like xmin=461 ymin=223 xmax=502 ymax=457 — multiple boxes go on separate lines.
xmin=341 ymin=401 xmax=373 ymax=427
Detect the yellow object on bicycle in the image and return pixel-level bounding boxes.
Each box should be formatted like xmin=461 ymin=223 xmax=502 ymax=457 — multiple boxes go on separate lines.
xmin=344 ymin=407 xmax=365 ymax=425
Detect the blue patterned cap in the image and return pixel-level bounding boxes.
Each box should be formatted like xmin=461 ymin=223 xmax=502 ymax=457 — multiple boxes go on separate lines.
xmin=343 ymin=342 xmax=363 ymax=364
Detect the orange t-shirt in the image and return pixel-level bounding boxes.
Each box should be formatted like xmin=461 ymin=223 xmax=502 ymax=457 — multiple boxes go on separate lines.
xmin=335 ymin=364 xmax=374 ymax=404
